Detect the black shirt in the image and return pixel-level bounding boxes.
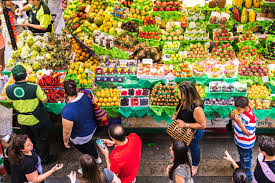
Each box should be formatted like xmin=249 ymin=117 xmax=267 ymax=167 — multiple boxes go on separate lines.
xmin=176 ymin=103 xmax=202 ymax=123
xmin=254 ymin=154 xmax=275 ymax=183
xmin=10 ymin=151 xmax=40 ymax=183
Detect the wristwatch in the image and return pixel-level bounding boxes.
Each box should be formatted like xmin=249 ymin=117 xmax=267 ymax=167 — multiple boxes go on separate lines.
xmin=186 ymin=123 xmax=190 ymax=128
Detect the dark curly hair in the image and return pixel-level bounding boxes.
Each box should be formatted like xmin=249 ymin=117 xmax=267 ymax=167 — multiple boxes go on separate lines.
xmin=8 ymin=134 xmax=28 ymax=166
xmin=258 ymin=135 xmax=275 ymax=156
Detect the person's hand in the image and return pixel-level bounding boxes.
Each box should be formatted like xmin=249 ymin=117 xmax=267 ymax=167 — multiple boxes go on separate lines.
xmin=102 ymin=139 xmax=115 ymax=147
xmin=176 ymin=119 xmax=186 ymax=128
xmin=234 ymin=114 xmax=242 ymax=124
xmin=15 ymin=8 xmax=23 ymax=15
xmin=230 ymin=111 xmax=236 ymax=120
xmin=64 ymin=142 xmax=71 ymax=148
xmin=97 ymin=143 xmax=109 ymax=157
xmin=166 ymin=164 xmax=173 ymax=175
xmin=51 ymin=164 xmax=63 ymax=172
xmin=172 ymin=113 xmax=177 ymax=121
xmin=19 ymin=20 xmax=29 ymax=27
xmin=68 ymin=171 xmax=76 ymax=183
xmin=224 ymin=151 xmax=234 ymax=163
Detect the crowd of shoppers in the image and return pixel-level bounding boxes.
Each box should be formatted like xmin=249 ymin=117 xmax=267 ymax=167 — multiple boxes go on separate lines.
xmin=0 ymin=65 xmax=275 ymax=183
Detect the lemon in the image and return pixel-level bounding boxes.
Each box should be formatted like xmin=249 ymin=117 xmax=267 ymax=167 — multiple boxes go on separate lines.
xmin=68 ymin=69 xmax=73 ymax=74
xmin=82 ymin=72 xmax=87 ymax=78
xmin=73 ymin=70 xmax=78 ymax=75
xmin=109 ymin=27 xmax=115 ymax=34
xmin=77 ymin=74 xmax=82 ymax=80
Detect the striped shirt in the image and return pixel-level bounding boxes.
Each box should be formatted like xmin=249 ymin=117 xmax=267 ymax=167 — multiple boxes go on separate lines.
xmin=234 ymin=107 xmax=256 ymax=149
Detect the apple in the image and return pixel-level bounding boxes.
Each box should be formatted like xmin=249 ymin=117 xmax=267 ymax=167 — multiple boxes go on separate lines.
xmin=218 ymin=48 xmax=222 ymax=53
xmin=223 ymin=29 xmax=228 ymax=33
xmin=245 ymin=64 xmax=249 ymax=68
xmin=212 ymin=48 xmax=217 ymax=52
xmin=252 ymin=69 xmax=256 ymax=73
xmin=216 ymin=32 xmax=220 ymax=37
xmin=223 ymin=37 xmax=227 ymax=41
xmin=226 ymin=32 xmax=230 ymax=36
xmin=162 ymin=2 xmax=167 ymax=7
xmin=242 ymin=68 xmax=246 ymax=72
xmin=221 ymin=25 xmax=225 ymax=29
xmin=159 ymin=7 xmax=164 ymax=11
xmin=258 ymin=69 xmax=263 ymax=73
xmin=255 ymin=73 xmax=260 ymax=77
xmin=250 ymin=65 xmax=255 ymax=70
xmin=260 ymin=73 xmax=264 ymax=77
xmin=165 ymin=7 xmax=170 ymax=11
xmin=239 ymin=71 xmax=243 ymax=75
xmin=243 ymin=34 xmax=247 ymax=38
xmin=171 ymin=6 xmax=176 ymax=11
xmin=153 ymin=7 xmax=158 ymax=11
xmin=244 ymin=72 xmax=248 ymax=76
xmin=156 ymin=1 xmax=161 ymax=6
xmin=225 ymin=55 xmax=229 ymax=58
xmin=249 ymin=72 xmax=253 ymax=76
xmin=223 ymin=50 xmax=228 ymax=54
xmin=219 ymin=37 xmax=223 ymax=41
xmin=174 ymin=1 xmax=180 ymax=6
xmin=255 ymin=66 xmax=259 ymax=70
xmin=263 ymin=69 xmax=267 ymax=73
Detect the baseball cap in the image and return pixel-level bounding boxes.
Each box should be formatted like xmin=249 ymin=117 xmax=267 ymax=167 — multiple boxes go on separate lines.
xmin=11 ymin=65 xmax=27 ymax=81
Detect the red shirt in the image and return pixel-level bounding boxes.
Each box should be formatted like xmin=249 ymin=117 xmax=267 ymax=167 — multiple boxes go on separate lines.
xmin=110 ymin=133 xmax=142 ymax=183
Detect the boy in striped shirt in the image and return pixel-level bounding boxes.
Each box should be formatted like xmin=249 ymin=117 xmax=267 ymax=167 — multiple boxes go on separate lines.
xmin=230 ymin=96 xmax=256 ymax=181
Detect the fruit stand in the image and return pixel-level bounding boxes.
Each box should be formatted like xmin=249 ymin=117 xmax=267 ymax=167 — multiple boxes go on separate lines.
xmin=0 ymin=0 xmax=275 ymax=132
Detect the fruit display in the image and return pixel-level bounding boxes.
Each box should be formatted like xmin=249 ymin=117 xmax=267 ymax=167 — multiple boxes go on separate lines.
xmin=249 ymin=99 xmax=271 ymax=110
xmin=39 ymin=72 xmax=65 ymax=88
xmin=238 ymin=60 xmax=269 ymax=77
xmin=238 ymin=45 xmax=258 ymax=61
xmin=247 ymin=84 xmax=271 ymax=99
xmin=139 ymin=98 xmax=149 ymax=106
xmin=212 ymin=43 xmax=235 ymax=62
xmin=173 ymin=63 xmax=192 ymax=78
xmin=195 ymin=84 xmax=205 ymax=99
xmin=121 ymin=21 xmax=139 ymax=33
xmin=130 ymin=97 xmax=139 ymax=107
xmin=192 ymin=63 xmax=206 ymax=77
xmin=238 ymin=31 xmax=256 ymax=42
xmin=131 ymin=43 xmax=162 ymax=63
xmin=113 ymin=32 xmax=138 ymax=52
xmin=213 ymin=25 xmax=233 ymax=42
xmin=111 ymin=2 xmax=129 ymax=19
xmin=234 ymin=82 xmax=247 ymax=92
xmin=205 ymin=98 xmax=235 ymax=106
xmin=72 ymin=39 xmax=91 ymax=62
xmin=224 ymin=62 xmax=237 ymax=78
xmin=185 ymin=25 xmax=208 ymax=41
xmin=185 ymin=43 xmax=208 ymax=59
xmin=187 ymin=7 xmax=205 ymax=21
xmin=139 ymin=30 xmax=161 ymax=40
xmin=208 ymin=64 xmax=223 ymax=78
xmin=6 ymin=30 xmax=73 ymax=71
xmin=120 ymin=98 xmax=130 ymax=107
xmin=262 ymin=42 xmax=275 ymax=60
xmin=153 ymin=1 xmax=183 ymax=11
xmin=120 ymin=88 xmax=149 ymax=96
xmin=169 ymin=53 xmax=182 ymax=62
xmin=161 ymin=22 xmax=184 ymax=41
xmin=209 ymin=12 xmax=230 ymax=24
xmin=265 ymin=23 xmax=275 ymax=35
xmin=149 ymin=83 xmax=179 ymax=106
xmin=67 ymin=61 xmax=96 ymax=85
xmin=241 ymin=7 xmax=248 ymax=24
xmin=129 ymin=0 xmax=153 ymax=20
xmin=43 ymin=89 xmax=65 ymax=103
xmin=95 ymin=88 xmax=120 ymax=107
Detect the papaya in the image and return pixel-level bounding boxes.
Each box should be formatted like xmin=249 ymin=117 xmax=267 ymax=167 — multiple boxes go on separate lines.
xmin=253 ymin=0 xmax=260 ymax=8
xmin=249 ymin=10 xmax=256 ymax=23
xmin=235 ymin=0 xmax=243 ymax=7
xmin=245 ymin=0 xmax=252 ymax=8
xmin=241 ymin=8 xmax=248 ymax=24
xmin=233 ymin=7 xmax=241 ymax=22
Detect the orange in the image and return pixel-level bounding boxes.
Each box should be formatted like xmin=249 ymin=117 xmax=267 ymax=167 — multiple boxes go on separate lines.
xmin=110 ymin=102 xmax=114 ymax=106
xmin=101 ymin=103 xmax=106 ymax=107
xmin=97 ymin=102 xmax=101 ymax=106
xmin=99 ymin=98 xmax=103 ymax=103
xmin=96 ymin=91 xmax=100 ymax=97
xmin=103 ymin=98 xmax=108 ymax=103
xmin=113 ymin=97 xmax=117 ymax=102
xmin=115 ymin=101 xmax=119 ymax=106
xmin=106 ymin=102 xmax=110 ymax=107
xmin=80 ymin=56 xmax=84 ymax=60
xmin=82 ymin=52 xmax=86 ymax=56
xmin=76 ymin=53 xmax=80 ymax=58
xmin=106 ymin=93 xmax=110 ymax=98
xmin=108 ymin=98 xmax=112 ymax=102
xmin=95 ymin=97 xmax=99 ymax=103
xmin=101 ymin=93 xmax=105 ymax=98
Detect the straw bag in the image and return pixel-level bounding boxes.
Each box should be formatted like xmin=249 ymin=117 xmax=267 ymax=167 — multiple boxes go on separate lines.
xmin=166 ymin=102 xmax=196 ymax=146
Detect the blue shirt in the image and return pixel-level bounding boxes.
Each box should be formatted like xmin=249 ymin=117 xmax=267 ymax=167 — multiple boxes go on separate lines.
xmin=61 ymin=89 xmax=96 ymax=141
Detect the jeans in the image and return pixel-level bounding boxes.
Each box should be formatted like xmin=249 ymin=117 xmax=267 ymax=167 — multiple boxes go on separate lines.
xmin=189 ymin=129 xmax=205 ymax=166
xmin=237 ymin=145 xmax=253 ymax=181
xmin=73 ymin=138 xmax=99 ymax=159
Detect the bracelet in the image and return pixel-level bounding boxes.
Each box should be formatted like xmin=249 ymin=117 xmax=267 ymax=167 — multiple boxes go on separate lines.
xmin=186 ymin=123 xmax=190 ymax=128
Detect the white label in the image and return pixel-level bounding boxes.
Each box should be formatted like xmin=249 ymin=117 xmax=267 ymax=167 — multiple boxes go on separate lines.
xmin=237 ymin=25 xmax=243 ymax=33
xmin=85 ymin=68 xmax=89 ymax=73
xmin=155 ymin=17 xmax=161 ymax=25
xmin=180 ymin=51 xmax=187 ymax=58
xmin=85 ymin=5 xmax=91 ymax=13
xmin=262 ymin=76 xmax=268 ymax=83
xmin=142 ymin=59 xmax=153 ymax=65
xmin=165 ymin=79 xmax=169 ymax=86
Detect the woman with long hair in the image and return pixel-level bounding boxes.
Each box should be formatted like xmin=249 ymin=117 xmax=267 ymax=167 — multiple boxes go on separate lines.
xmin=61 ymin=80 xmax=101 ymax=163
xmin=68 ymin=154 xmax=120 ymax=183
xmin=167 ymin=140 xmax=193 ymax=183
xmin=172 ymin=81 xmax=206 ymax=176
xmin=8 ymin=134 xmax=63 ymax=183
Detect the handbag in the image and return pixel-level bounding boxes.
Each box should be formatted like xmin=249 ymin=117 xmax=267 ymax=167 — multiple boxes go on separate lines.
xmin=166 ymin=102 xmax=196 ymax=146
xmin=81 ymin=91 xmax=109 ymax=126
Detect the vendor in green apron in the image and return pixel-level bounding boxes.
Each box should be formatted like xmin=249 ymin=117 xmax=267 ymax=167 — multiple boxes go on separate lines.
xmin=15 ymin=0 xmax=53 ymax=33
xmin=5 ymin=65 xmax=55 ymax=164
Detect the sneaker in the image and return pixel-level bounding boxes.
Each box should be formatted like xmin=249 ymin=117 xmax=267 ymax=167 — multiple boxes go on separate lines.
xmin=96 ymin=157 xmax=102 ymax=164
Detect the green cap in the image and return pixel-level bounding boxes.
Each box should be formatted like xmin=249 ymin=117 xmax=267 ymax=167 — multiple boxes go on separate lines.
xmin=11 ymin=65 xmax=27 ymax=80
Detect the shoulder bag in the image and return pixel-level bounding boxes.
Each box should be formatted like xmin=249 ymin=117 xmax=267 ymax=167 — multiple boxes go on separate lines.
xmin=166 ymin=102 xmax=196 ymax=146
xmin=81 ymin=91 xmax=109 ymax=126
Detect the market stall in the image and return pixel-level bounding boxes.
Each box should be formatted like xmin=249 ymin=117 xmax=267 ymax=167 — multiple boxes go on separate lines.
xmin=0 ymin=0 xmax=275 ymax=132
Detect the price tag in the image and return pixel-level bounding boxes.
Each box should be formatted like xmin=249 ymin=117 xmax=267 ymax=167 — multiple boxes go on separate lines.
xmin=142 ymin=59 xmax=153 ymax=65
xmin=85 ymin=68 xmax=89 ymax=73
xmin=262 ymin=76 xmax=268 ymax=83
xmin=180 ymin=51 xmax=187 ymax=58
xmin=237 ymin=25 xmax=243 ymax=33
xmin=85 ymin=5 xmax=91 ymax=13
xmin=155 ymin=17 xmax=161 ymax=25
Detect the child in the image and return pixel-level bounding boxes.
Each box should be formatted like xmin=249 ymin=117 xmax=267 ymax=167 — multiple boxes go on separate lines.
xmin=254 ymin=136 xmax=275 ymax=183
xmin=224 ymin=150 xmax=249 ymax=183
xmin=230 ymin=96 xmax=256 ymax=182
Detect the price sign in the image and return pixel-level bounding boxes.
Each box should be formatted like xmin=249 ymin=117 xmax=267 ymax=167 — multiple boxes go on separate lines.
xmin=204 ymin=42 xmax=210 ymax=49
xmin=85 ymin=68 xmax=89 ymax=73
xmin=142 ymin=59 xmax=153 ymax=65
xmin=262 ymin=76 xmax=268 ymax=83
xmin=85 ymin=5 xmax=91 ymax=13
xmin=179 ymin=51 xmax=187 ymax=58
xmin=237 ymin=25 xmax=243 ymax=33
xmin=155 ymin=17 xmax=161 ymax=25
